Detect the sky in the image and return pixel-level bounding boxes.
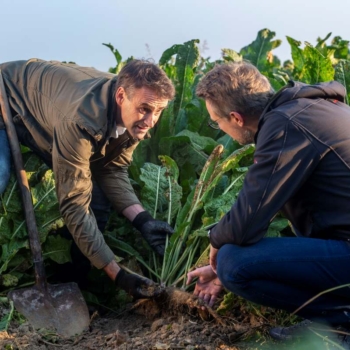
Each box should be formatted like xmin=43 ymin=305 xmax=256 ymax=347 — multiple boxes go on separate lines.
xmin=2 ymin=0 xmax=350 ymax=72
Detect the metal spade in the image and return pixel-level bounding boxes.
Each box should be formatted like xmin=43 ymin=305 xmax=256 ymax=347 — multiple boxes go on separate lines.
xmin=0 ymin=70 xmax=90 ymax=338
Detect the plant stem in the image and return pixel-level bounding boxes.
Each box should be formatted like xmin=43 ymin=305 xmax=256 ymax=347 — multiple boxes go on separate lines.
xmin=291 ymin=283 xmax=350 ymax=316
xmin=223 ymin=173 xmax=245 ymax=195
xmin=153 ymin=166 xmax=161 ymax=218
xmin=181 ymin=237 xmax=200 ymax=289
xmin=167 ymin=175 xmax=172 ymax=225
xmin=11 ymin=184 xmax=56 ymax=239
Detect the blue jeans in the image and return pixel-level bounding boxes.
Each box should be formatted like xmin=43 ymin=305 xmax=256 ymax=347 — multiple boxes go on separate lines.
xmin=0 ymin=129 xmax=11 ymax=195
xmin=216 ymin=237 xmax=350 ymax=326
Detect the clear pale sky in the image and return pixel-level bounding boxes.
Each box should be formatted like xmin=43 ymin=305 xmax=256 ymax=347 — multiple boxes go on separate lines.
xmin=2 ymin=0 xmax=350 ymax=72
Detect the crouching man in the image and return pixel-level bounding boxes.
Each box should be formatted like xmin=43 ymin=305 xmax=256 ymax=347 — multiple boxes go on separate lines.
xmin=187 ymin=61 xmax=350 ymax=347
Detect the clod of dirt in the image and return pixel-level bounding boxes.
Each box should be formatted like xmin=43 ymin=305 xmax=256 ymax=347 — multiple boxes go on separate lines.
xmin=133 ymin=286 xmax=227 ymax=326
xmin=151 ymin=318 xmax=166 ymax=332
xmin=105 ymin=329 xmax=128 ymax=346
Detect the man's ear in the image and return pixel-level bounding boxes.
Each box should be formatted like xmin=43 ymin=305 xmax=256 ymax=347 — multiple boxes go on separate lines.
xmin=229 ymin=111 xmax=244 ymax=127
xmin=115 ymin=87 xmax=125 ymax=106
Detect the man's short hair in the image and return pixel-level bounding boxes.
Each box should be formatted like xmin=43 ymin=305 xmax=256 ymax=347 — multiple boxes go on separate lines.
xmin=196 ymin=61 xmax=274 ymax=120
xmin=116 ymin=59 xmax=175 ymax=100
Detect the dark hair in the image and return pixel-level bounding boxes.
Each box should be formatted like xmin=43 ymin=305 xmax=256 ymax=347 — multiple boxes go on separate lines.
xmin=196 ymin=61 xmax=274 ymax=120
xmin=116 ymin=59 xmax=175 ymax=100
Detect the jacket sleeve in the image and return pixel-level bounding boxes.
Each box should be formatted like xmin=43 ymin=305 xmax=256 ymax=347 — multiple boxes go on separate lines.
xmin=52 ymin=120 xmax=115 ymax=269
xmin=91 ymin=163 xmax=142 ymax=214
xmin=209 ymin=112 xmax=321 ymax=249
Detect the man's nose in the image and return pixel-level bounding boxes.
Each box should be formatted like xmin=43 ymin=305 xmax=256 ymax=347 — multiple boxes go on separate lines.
xmin=143 ymin=113 xmax=156 ymax=127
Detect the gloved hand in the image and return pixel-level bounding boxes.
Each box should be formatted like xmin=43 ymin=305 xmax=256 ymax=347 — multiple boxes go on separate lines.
xmin=132 ymin=211 xmax=174 ymax=256
xmin=115 ymin=269 xmax=164 ymax=299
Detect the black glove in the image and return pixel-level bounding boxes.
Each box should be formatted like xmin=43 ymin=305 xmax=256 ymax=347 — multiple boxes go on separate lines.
xmin=115 ymin=269 xmax=163 ymax=299
xmin=132 ymin=211 xmax=174 ymax=256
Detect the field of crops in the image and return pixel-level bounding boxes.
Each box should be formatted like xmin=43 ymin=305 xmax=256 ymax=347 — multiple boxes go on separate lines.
xmin=1 ymin=28 xmax=349 ymax=349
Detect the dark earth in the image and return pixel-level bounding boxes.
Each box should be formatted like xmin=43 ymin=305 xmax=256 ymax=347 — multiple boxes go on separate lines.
xmin=0 ymin=289 xmax=343 ymax=350
xmin=0 ymin=288 xmax=271 ymax=350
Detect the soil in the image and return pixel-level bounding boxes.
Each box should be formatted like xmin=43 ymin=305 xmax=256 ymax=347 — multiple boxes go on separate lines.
xmin=0 ymin=298 xmax=340 ymax=350
xmin=0 ymin=289 xmax=270 ymax=350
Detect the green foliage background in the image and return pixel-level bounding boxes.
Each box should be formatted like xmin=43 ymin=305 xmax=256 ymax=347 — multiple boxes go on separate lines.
xmin=1 ymin=28 xmax=350 ymax=304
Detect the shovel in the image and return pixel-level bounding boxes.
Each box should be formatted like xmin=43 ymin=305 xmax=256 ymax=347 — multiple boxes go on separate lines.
xmin=0 ymin=70 xmax=90 ymax=337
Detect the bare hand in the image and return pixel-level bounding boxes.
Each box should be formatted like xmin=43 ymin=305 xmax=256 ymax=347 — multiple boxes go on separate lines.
xmin=186 ymin=265 xmax=223 ymax=308
xmin=210 ymin=245 xmax=219 ymax=273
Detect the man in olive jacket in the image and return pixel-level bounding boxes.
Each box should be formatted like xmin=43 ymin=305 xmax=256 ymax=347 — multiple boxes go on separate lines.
xmin=0 ymin=58 xmax=175 ymax=298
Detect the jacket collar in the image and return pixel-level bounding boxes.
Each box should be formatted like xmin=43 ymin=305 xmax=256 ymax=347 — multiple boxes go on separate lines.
xmin=254 ymin=81 xmax=293 ymax=143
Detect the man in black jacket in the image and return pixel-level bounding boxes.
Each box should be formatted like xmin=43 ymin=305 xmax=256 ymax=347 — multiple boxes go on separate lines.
xmin=187 ymin=61 xmax=350 ymax=345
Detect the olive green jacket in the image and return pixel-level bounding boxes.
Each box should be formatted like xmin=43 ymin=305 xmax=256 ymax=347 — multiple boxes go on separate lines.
xmin=0 ymin=59 xmax=142 ymax=269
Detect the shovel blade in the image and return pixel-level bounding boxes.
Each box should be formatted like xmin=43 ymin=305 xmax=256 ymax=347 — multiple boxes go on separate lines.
xmin=8 ymin=282 xmax=90 ymax=337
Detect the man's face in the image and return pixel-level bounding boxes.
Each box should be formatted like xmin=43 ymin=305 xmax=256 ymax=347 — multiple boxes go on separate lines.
xmin=206 ymin=100 xmax=255 ymax=145
xmin=116 ymin=87 xmax=169 ymax=140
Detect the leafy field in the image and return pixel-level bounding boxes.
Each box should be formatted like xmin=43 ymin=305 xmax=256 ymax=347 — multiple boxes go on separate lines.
xmin=1 ymin=28 xmax=350 ymax=349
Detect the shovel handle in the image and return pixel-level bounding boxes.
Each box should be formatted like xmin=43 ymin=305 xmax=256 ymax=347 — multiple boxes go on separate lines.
xmin=0 ymin=70 xmax=47 ymax=289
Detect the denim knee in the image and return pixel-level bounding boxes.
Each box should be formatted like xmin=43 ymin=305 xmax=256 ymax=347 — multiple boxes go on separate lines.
xmin=0 ymin=129 xmax=11 ymax=194
xmin=217 ymin=244 xmax=250 ymax=294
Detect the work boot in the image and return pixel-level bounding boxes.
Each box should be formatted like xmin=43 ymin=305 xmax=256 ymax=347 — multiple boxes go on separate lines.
xmin=269 ymin=319 xmax=313 ymax=341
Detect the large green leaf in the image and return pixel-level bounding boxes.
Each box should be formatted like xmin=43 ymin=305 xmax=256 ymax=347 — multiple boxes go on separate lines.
xmin=129 ymin=138 xmax=151 ymax=182
xmin=42 ymin=235 xmax=72 ymax=264
xmin=31 ymin=168 xmax=63 ymax=241
xmin=175 ymin=186 xmax=195 ymax=230
xmin=147 ymin=101 xmax=176 ymax=162
xmin=222 ymin=48 xmax=243 ymax=63
xmin=0 ymin=300 xmax=14 ymax=331
xmin=202 ymin=169 xmax=247 ymax=225
xmin=286 ymin=36 xmax=306 ymax=76
xmin=240 ymin=29 xmax=282 ymax=71
xmin=159 ymin=130 xmax=217 ymax=175
xmin=102 ymin=43 xmax=131 ymax=74
xmin=180 ymin=100 xmax=203 ymax=133
xmin=1 ymin=274 xmax=19 ymax=287
xmin=302 ymin=43 xmax=334 ymax=83
xmin=158 ymin=155 xmax=183 ymax=223
xmin=0 ymin=239 xmax=28 ymax=274
xmin=160 ymin=40 xmax=200 ymax=124
xmin=266 ymin=217 xmax=289 ymax=237
xmin=334 ymin=59 xmax=350 ymax=105
xmin=205 ymin=145 xmax=255 ymax=194
xmin=139 ymin=162 xmax=182 ymax=224
xmin=0 ymin=153 xmax=63 ymax=276
xmin=179 ymin=98 xmax=222 ymax=140
xmin=173 ymin=40 xmax=200 ymax=117
xmin=104 ymin=234 xmax=154 ymax=275
xmin=216 ymin=134 xmax=241 ymax=156
xmin=286 ymin=37 xmax=335 ymax=83
xmin=330 ymin=36 xmax=350 ymax=60
xmin=159 ymin=44 xmax=182 ymax=66
xmin=203 ymin=190 xmax=238 ymax=225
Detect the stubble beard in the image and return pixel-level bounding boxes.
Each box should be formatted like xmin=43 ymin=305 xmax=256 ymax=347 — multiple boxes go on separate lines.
xmin=131 ymin=122 xmax=149 ymax=140
xmin=239 ymin=129 xmax=255 ymax=145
